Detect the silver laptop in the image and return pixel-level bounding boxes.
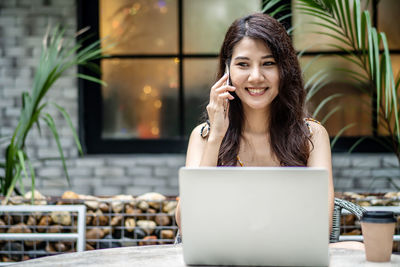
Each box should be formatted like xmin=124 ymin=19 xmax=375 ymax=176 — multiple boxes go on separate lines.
xmin=179 ymin=167 xmax=329 ymax=266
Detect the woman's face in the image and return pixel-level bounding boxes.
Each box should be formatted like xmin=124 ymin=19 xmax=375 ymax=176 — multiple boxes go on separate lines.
xmin=229 ymin=37 xmax=279 ymax=111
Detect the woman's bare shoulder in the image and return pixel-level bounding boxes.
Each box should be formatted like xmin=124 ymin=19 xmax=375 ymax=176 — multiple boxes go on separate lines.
xmin=305 ymin=119 xmax=329 ymax=140
xmin=188 ymin=123 xmax=209 ymax=143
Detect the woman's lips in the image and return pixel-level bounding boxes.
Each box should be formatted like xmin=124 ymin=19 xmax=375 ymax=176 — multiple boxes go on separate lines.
xmin=246 ymin=87 xmax=268 ymax=96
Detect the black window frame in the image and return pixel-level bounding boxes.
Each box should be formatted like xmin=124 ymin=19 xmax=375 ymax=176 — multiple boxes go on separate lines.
xmin=77 ymin=0 xmax=398 ymax=154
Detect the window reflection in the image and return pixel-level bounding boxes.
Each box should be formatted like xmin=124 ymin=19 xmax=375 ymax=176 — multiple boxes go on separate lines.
xmin=184 ymin=59 xmax=219 ymax=136
xmin=101 ymin=59 xmax=179 ymax=139
xmin=299 ymin=56 xmax=372 ymax=136
xmin=184 ymin=0 xmax=261 ymax=54
xmin=378 ymin=0 xmax=400 ymax=50
xmin=100 ymin=0 xmax=178 ymax=54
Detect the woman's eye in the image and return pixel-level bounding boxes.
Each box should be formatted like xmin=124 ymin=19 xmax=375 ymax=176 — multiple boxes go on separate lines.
xmin=237 ymin=62 xmax=248 ymax=67
xmin=263 ymin=61 xmax=276 ymax=66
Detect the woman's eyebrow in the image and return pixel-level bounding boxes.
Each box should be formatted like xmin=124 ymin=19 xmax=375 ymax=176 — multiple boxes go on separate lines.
xmin=233 ymin=55 xmax=274 ymax=60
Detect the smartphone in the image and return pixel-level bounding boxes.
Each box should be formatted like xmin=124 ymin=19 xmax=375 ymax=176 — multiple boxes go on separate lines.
xmin=224 ymin=63 xmax=230 ymax=118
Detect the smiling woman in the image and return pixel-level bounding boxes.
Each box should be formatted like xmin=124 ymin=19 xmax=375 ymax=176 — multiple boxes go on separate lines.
xmin=174 ymin=11 xmax=338 ymax=246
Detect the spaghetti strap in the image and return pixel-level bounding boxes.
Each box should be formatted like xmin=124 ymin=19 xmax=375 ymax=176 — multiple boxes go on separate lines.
xmin=304 ymin=118 xmax=321 ymax=136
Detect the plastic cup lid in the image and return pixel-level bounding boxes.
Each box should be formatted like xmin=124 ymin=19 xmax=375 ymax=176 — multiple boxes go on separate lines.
xmin=361 ymin=211 xmax=396 ymax=223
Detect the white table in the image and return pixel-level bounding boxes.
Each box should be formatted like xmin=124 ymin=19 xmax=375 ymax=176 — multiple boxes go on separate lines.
xmin=9 ymin=244 xmax=400 ymax=267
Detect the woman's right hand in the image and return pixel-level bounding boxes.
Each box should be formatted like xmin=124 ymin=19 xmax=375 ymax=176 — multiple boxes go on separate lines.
xmin=206 ymin=74 xmax=236 ymax=139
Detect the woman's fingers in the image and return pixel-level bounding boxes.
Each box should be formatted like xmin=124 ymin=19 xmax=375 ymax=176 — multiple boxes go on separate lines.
xmin=211 ymin=73 xmax=229 ymax=90
xmin=214 ymin=85 xmax=235 ymax=94
xmin=218 ymin=91 xmax=235 ymax=101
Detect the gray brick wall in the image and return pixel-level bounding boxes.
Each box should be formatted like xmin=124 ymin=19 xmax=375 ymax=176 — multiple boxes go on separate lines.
xmin=1 ymin=0 xmax=399 ymax=197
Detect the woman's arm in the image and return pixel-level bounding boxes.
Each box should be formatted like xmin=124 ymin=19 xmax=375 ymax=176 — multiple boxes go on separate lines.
xmin=176 ymin=74 xmax=236 ymax=230
xmin=306 ymin=121 xmax=335 ymax=235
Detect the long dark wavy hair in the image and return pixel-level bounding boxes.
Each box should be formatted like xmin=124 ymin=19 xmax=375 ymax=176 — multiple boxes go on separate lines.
xmin=210 ymin=13 xmax=311 ymax=166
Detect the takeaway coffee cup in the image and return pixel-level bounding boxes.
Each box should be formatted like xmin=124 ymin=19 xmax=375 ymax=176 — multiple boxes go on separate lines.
xmin=361 ymin=211 xmax=396 ymax=262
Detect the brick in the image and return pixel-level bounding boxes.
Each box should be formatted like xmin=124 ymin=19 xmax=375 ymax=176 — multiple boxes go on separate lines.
xmin=51 ymin=0 xmax=75 ymax=6
xmin=43 ymin=159 xmax=74 ymax=168
xmin=24 ymin=37 xmax=43 ymax=46
xmin=95 ymin=167 xmax=125 ymax=177
xmin=127 ymin=166 xmax=152 ymax=176
xmin=371 ymin=168 xmax=400 ymax=177
xmin=0 ymin=99 xmax=14 ymax=108
xmin=41 ymin=178 xmax=69 ymax=188
xmin=166 ymin=155 xmax=185 ymax=167
xmin=152 ymin=186 xmax=178 ymax=196
xmin=340 ymin=168 xmax=371 ymax=178
xmin=18 ymin=0 xmax=41 ymax=6
xmin=332 ymin=154 xmax=351 ymax=168
xmin=353 ymin=177 xmax=390 ymax=191
xmin=352 ymin=155 xmax=381 ymax=168
xmin=37 ymin=148 xmax=60 ymax=158
xmin=124 ymin=186 xmax=153 ymax=196
xmin=76 ymin=158 xmax=105 ymax=167
xmin=3 ymin=88 xmax=24 ymax=97
xmin=167 ymin=177 xmax=179 ymax=187
xmin=36 ymin=187 xmax=67 ymax=197
xmin=68 ymin=186 xmax=92 ymax=195
xmin=68 ymin=168 xmax=93 ymax=177
xmin=72 ymin=177 xmax=102 ymax=187
xmin=106 ymin=157 xmax=136 ymax=167
xmin=134 ymin=156 xmax=168 ymax=166
xmin=154 ymin=167 xmax=179 ymax=177
xmin=0 ymin=58 xmax=13 ymax=67
xmin=133 ymin=177 xmax=167 ymax=187
xmin=1 ymin=0 xmax=17 ymax=7
xmin=3 ymin=26 xmax=25 ymax=36
xmin=333 ymin=177 xmax=354 ymax=191
xmin=382 ymin=155 xmax=400 ymax=167
xmin=37 ymin=167 xmax=63 ymax=177
xmin=0 ymin=16 xmax=16 ymax=26
xmin=62 ymin=88 xmax=77 ymax=99
xmin=103 ymin=177 xmax=133 ymax=186
xmin=5 ymin=107 xmax=21 ymax=117
xmin=5 ymin=47 xmax=26 ymax=57
xmin=94 ymin=186 xmax=122 ymax=197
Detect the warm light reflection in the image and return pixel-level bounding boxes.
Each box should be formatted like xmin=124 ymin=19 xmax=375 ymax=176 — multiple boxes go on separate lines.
xmin=151 ymin=126 xmax=160 ymax=136
xmin=174 ymin=58 xmax=180 ymax=64
xmin=143 ymin=85 xmax=152 ymax=94
xmin=154 ymin=100 xmax=162 ymax=109
xmin=160 ymin=7 xmax=168 ymax=14
xmin=169 ymin=82 xmax=178 ymax=88
xmin=112 ymin=20 xmax=120 ymax=29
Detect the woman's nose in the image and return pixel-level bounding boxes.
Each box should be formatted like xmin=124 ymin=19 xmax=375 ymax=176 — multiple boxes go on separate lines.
xmin=248 ymin=67 xmax=265 ymax=82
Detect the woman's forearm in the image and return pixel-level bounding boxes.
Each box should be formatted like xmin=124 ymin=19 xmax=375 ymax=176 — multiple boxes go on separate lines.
xmin=199 ymin=135 xmax=224 ymax=166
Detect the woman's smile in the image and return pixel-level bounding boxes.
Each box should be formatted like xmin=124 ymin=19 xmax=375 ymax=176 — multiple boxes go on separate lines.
xmin=246 ymin=87 xmax=269 ymax=96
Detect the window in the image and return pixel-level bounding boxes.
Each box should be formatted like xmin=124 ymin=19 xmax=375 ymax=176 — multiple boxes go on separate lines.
xmin=78 ymin=0 xmax=399 ymax=154
xmin=292 ymin=0 xmax=400 ymax=152
xmin=78 ymin=0 xmax=261 ymax=153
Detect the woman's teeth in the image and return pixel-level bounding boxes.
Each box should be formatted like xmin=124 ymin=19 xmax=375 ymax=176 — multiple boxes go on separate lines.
xmin=246 ymin=87 xmax=268 ymax=95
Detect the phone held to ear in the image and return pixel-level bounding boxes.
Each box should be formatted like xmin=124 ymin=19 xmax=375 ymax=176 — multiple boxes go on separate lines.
xmin=224 ymin=63 xmax=230 ymax=119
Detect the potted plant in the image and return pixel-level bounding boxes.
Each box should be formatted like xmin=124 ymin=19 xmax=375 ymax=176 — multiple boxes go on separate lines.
xmin=0 ymin=25 xmax=107 ymax=204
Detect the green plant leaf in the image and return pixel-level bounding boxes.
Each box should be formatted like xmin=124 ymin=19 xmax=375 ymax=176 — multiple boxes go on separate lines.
xmin=76 ymin=73 xmax=107 ymax=86
xmin=312 ymin=93 xmax=342 ymax=118
xmin=331 ymin=123 xmax=357 ymax=149
xmin=320 ymin=106 xmax=341 ymax=125
xmin=41 ymin=113 xmax=71 ymax=186
xmin=262 ymin=0 xmax=288 ymax=13
xmin=17 ymin=150 xmax=28 ymax=196
xmin=51 ymin=102 xmax=83 ymax=155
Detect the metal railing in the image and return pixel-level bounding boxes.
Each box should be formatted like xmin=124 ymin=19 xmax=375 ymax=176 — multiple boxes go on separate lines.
xmin=339 ymin=206 xmax=400 ymax=242
xmin=0 ymin=205 xmax=86 ymax=265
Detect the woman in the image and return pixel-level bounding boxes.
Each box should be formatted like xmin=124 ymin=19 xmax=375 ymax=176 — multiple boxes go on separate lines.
xmin=176 ymin=12 xmax=363 ymax=249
